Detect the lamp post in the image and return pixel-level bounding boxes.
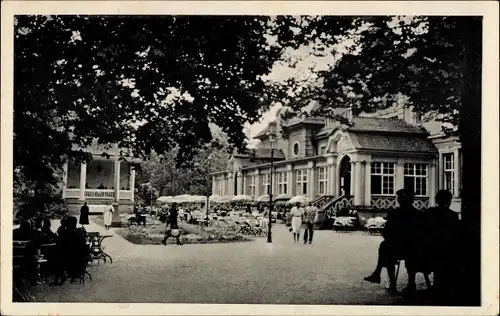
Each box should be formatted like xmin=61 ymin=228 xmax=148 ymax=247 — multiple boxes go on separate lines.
xmin=267 ymin=135 xmax=275 ymax=243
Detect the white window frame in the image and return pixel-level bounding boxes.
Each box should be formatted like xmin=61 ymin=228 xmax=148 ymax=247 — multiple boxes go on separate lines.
xmin=249 ymin=175 xmax=256 ymax=198
xmin=277 ymin=172 xmax=288 ymax=195
xmin=292 ymin=142 xmax=300 ymax=157
xmin=404 ymin=163 xmax=428 ymax=197
xmin=296 ymin=169 xmax=308 ymax=195
xmin=370 ymin=162 xmax=395 ymax=196
xmin=443 ymin=153 xmax=455 ymax=195
xmin=262 ymin=174 xmax=270 ymax=195
xmin=317 ymin=166 xmax=328 ymax=195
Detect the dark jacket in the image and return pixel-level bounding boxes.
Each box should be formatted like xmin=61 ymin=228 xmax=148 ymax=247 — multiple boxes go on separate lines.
xmin=79 ymin=205 xmax=90 ymax=225
xmin=383 ymin=206 xmax=424 ymax=253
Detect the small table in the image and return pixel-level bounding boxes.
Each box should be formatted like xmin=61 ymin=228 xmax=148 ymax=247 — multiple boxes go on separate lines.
xmin=87 ymin=232 xmax=113 ymax=264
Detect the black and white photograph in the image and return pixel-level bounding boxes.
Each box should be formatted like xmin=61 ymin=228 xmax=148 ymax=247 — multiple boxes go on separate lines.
xmin=1 ymin=1 xmax=498 ymax=315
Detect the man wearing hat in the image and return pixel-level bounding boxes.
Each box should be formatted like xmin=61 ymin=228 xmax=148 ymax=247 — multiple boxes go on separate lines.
xmin=364 ymin=188 xmax=423 ymax=293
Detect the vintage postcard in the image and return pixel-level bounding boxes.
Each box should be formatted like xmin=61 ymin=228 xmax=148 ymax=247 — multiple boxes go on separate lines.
xmin=1 ymin=1 xmax=498 ymax=315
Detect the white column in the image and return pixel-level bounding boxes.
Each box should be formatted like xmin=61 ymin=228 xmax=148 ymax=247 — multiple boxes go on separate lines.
xmin=349 ymin=161 xmax=356 ymax=196
xmin=237 ymin=172 xmax=243 ymax=195
xmin=307 ymin=161 xmax=315 ymax=200
xmin=395 ymin=161 xmax=405 ymax=191
xmin=242 ymin=172 xmax=247 ymax=196
xmin=227 ymin=173 xmax=233 ymax=196
xmin=254 ymin=170 xmax=261 ymax=197
xmin=287 ymin=164 xmax=294 ymax=196
xmin=130 ymin=167 xmax=136 ymax=201
xmin=438 ymin=153 xmax=444 ymax=190
xmin=364 ymin=160 xmax=372 ymax=206
xmin=354 ymin=161 xmax=364 ymax=206
xmin=62 ymin=161 xmax=68 ymax=199
xmin=114 ymin=158 xmax=120 ymax=202
xmin=429 ymin=161 xmax=437 ymax=207
xmin=454 ymin=149 xmax=461 ymax=197
xmin=79 ymin=162 xmax=86 ymax=201
xmin=326 ymin=157 xmax=335 ymax=196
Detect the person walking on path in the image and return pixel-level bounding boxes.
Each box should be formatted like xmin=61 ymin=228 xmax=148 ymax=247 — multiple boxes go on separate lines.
xmin=103 ymin=201 xmax=114 ymax=230
xmin=79 ymin=202 xmax=90 ymax=227
xmin=303 ymin=202 xmax=319 ymax=244
xmin=162 ymin=203 xmax=183 ymax=246
xmin=289 ymin=203 xmax=304 ymax=243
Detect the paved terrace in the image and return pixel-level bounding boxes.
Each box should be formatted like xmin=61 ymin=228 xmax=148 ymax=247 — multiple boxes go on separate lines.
xmin=31 ymin=218 xmax=433 ymax=305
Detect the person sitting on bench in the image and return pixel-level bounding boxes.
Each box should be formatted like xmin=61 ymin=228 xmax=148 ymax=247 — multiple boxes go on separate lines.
xmin=364 ymin=188 xmax=424 ymax=293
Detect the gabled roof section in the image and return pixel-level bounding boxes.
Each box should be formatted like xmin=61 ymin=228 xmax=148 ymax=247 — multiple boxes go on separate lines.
xmin=254 ymin=120 xmax=278 ymax=140
xmin=349 ymin=132 xmax=438 ymax=154
xmin=349 ymin=117 xmax=428 ymax=134
xmin=234 ymin=148 xmax=286 ymax=160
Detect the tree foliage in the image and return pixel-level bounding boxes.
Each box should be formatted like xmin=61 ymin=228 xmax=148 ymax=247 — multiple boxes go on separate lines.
xmin=270 ymin=16 xmax=479 ymax=137
xmin=137 ymin=144 xmax=230 ymax=197
xmin=14 ymin=15 xmax=282 ymax=188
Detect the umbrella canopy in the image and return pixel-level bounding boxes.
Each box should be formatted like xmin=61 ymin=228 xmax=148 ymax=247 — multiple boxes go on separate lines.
xmin=211 ymin=195 xmax=232 ymax=203
xmin=288 ymin=195 xmax=309 ymax=205
xmin=232 ymin=195 xmax=253 ymax=202
xmin=274 ymin=194 xmax=292 ymax=201
xmin=256 ymin=194 xmax=271 ymax=203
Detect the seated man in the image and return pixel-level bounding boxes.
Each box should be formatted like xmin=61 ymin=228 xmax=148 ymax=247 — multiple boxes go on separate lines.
xmin=364 ymin=188 xmax=424 ymax=293
xmin=424 ymin=190 xmax=460 ymax=301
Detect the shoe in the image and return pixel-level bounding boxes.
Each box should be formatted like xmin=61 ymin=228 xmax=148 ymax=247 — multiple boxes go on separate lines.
xmin=387 ymin=285 xmax=398 ymax=294
xmin=364 ymin=274 xmax=381 ymax=284
xmin=401 ymin=286 xmax=417 ymax=297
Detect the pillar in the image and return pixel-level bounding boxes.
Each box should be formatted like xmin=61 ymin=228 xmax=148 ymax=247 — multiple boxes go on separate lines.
xmin=254 ymin=170 xmax=261 ymax=197
xmin=130 ymin=166 xmax=136 ymax=201
xmin=454 ymin=149 xmax=461 ymax=197
xmin=327 ymin=157 xmax=336 ymax=196
xmin=438 ymin=152 xmax=444 ymax=190
xmin=79 ymin=162 xmax=86 ymax=201
xmin=237 ymin=172 xmax=243 ymax=196
xmin=114 ymin=159 xmax=120 ymax=202
xmin=242 ymin=172 xmax=247 ymax=196
xmin=429 ymin=161 xmax=437 ymax=207
xmin=62 ymin=161 xmax=68 ymax=199
xmin=349 ymin=161 xmax=356 ymax=196
xmin=353 ymin=161 xmax=364 ymax=206
xmin=395 ymin=161 xmax=405 ymax=191
xmin=307 ymin=161 xmax=316 ymax=200
xmin=364 ymin=160 xmax=372 ymax=206
xmin=287 ymin=164 xmax=294 ymax=196
xmin=227 ymin=173 xmax=233 ymax=196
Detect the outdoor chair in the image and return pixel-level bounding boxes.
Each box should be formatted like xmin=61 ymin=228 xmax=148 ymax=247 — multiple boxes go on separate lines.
xmin=394 ymin=259 xmax=433 ymax=290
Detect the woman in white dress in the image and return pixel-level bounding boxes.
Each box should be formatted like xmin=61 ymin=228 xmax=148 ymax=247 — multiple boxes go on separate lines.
xmin=290 ymin=203 xmax=304 ymax=242
xmin=103 ymin=201 xmax=114 ymax=230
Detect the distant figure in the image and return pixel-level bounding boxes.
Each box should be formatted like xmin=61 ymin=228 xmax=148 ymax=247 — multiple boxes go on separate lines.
xmin=103 ymin=201 xmax=114 ymax=230
xmin=289 ymin=203 xmax=304 ymax=242
xmin=162 ymin=203 xmax=182 ymax=246
xmin=364 ymin=188 xmax=424 ymax=293
xmin=303 ymin=202 xmax=319 ymax=244
xmin=97 ymin=183 xmax=105 ymax=189
xmin=79 ymin=202 xmax=90 ymax=226
xmin=424 ymin=190 xmax=460 ymax=301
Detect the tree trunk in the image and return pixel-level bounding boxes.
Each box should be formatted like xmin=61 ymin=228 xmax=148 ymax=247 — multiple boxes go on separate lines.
xmin=456 ymin=17 xmax=482 ymax=306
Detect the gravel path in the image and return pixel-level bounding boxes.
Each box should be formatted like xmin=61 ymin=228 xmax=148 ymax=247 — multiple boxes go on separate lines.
xmin=31 ymin=219 xmax=433 ymax=305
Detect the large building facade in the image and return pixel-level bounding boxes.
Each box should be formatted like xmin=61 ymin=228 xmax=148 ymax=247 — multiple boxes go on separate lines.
xmin=211 ymin=104 xmax=462 ymax=217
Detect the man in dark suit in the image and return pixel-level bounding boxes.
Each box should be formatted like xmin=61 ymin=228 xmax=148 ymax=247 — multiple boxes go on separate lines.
xmin=364 ymin=188 xmax=424 ymax=293
xmin=424 ymin=189 xmax=460 ymax=301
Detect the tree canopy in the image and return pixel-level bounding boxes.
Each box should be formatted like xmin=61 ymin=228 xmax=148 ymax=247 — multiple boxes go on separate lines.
xmin=15 ymin=15 xmax=282 ymax=188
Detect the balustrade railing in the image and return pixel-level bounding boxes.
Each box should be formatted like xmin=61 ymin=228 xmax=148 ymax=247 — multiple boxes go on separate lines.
xmin=64 ymin=189 xmax=134 ymax=200
xmin=321 ymin=195 xmax=353 ymax=216
xmin=370 ymin=195 xmax=430 ymax=210
xmin=312 ymin=195 xmax=335 ymax=209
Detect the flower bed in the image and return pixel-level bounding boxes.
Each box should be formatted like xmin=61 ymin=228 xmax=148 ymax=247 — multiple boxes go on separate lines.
xmin=93 ymin=214 xmax=252 ymax=245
